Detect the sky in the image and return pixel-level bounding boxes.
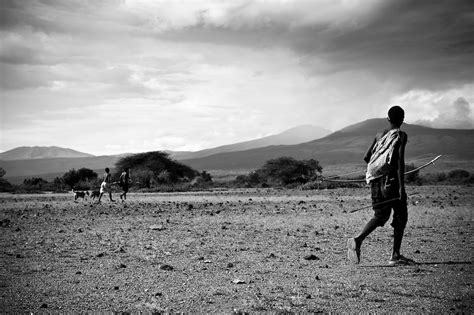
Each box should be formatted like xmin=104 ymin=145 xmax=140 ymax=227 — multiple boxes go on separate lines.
xmin=1 ymin=0 xmax=473 ymax=156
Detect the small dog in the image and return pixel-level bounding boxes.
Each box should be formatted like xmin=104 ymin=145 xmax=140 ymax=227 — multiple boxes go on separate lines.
xmin=89 ymin=190 xmax=100 ymax=200
xmin=73 ymin=190 xmax=89 ymax=201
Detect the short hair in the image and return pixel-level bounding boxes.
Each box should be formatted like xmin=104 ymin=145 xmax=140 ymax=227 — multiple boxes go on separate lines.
xmin=105 ymin=167 xmax=110 ymax=173
xmin=388 ymin=106 xmax=405 ymax=127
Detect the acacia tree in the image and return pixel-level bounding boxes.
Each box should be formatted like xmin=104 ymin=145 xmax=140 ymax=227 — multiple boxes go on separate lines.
xmin=114 ymin=151 xmax=198 ymax=188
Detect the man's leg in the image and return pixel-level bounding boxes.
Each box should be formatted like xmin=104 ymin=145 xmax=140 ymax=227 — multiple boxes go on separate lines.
xmin=389 ymin=199 xmax=412 ymax=264
xmin=348 ymin=216 xmax=382 ymax=264
xmin=392 ymin=226 xmax=404 ymax=259
xmin=348 ymin=179 xmax=389 ymax=264
xmin=348 ymin=202 xmax=390 ymax=264
xmin=109 ymin=191 xmax=115 ymax=202
xmin=355 ymin=217 xmax=380 ymax=245
xmin=122 ymin=186 xmax=128 ymax=201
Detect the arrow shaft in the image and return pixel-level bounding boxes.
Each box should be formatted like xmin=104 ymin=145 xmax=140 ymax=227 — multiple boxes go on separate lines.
xmin=350 ymin=192 xmax=420 ymax=213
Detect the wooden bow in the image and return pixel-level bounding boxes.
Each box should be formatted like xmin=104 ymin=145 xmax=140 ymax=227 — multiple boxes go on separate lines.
xmin=323 ymin=155 xmax=442 ymax=183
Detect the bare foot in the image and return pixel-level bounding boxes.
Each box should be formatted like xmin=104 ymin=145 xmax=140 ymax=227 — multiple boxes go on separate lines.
xmin=388 ymin=255 xmax=416 ymax=266
xmin=347 ymin=238 xmax=361 ymax=264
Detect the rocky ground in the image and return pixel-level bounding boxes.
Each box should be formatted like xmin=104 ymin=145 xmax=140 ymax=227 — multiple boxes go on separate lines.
xmin=0 ymin=185 xmax=472 ymax=313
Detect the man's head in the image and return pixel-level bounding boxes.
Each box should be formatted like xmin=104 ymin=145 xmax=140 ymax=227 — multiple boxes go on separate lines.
xmin=388 ymin=106 xmax=405 ymax=127
xmin=105 ymin=167 xmax=110 ymax=173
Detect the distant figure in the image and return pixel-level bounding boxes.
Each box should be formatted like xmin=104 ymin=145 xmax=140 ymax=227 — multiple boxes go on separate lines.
xmin=118 ymin=167 xmax=131 ymax=201
xmin=347 ymin=106 xmax=412 ymax=266
xmin=97 ymin=167 xmax=115 ymax=203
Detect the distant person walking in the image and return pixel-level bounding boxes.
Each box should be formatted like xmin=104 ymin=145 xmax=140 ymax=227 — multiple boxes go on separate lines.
xmin=347 ymin=106 xmax=413 ymax=266
xmin=118 ymin=167 xmax=131 ymax=201
xmin=97 ymin=167 xmax=115 ymax=203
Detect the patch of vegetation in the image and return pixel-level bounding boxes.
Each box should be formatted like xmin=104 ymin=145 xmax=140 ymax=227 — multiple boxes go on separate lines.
xmin=233 ymin=157 xmax=322 ymax=188
xmin=21 ymin=177 xmax=48 ymax=192
xmin=0 ymin=167 xmax=14 ymax=192
xmin=420 ymin=169 xmax=473 ymax=185
xmin=60 ymin=168 xmax=99 ymax=190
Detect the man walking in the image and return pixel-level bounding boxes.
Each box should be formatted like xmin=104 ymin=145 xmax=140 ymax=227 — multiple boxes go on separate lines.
xmin=97 ymin=167 xmax=115 ymax=203
xmin=347 ymin=106 xmax=413 ymax=266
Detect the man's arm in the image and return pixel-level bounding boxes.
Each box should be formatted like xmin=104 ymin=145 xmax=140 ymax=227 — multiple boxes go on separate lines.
xmin=397 ymin=132 xmax=407 ymax=199
xmin=364 ymin=137 xmax=377 ymax=163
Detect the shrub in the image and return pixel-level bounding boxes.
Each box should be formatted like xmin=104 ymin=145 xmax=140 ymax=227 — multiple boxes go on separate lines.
xmin=234 ymin=157 xmax=322 ymax=188
xmin=0 ymin=168 xmax=14 ymax=192
xmin=191 ymin=171 xmax=213 ymax=188
xmin=22 ymin=177 xmax=48 ymax=191
xmin=199 ymin=171 xmax=213 ymax=182
xmin=0 ymin=178 xmax=14 ymax=192
xmin=52 ymin=177 xmax=66 ymax=191
xmin=447 ymin=169 xmax=470 ymax=179
xmin=258 ymin=157 xmax=322 ymax=186
xmin=62 ymin=168 xmax=98 ymax=189
xmin=420 ymin=170 xmax=473 ymax=185
xmin=436 ymin=172 xmax=447 ymax=182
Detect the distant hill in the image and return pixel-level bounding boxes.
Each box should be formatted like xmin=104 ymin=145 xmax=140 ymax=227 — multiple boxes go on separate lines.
xmin=0 ymin=146 xmax=94 ymax=160
xmin=179 ymin=119 xmax=474 ymax=171
xmin=169 ymin=125 xmax=331 ymax=160
xmin=1 ymin=155 xmax=122 ymax=181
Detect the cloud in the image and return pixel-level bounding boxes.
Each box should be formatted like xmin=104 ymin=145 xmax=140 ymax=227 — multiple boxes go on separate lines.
xmin=418 ymin=97 xmax=474 ymax=129
xmin=0 ymin=63 xmax=53 ymax=89
xmin=124 ymin=0 xmax=383 ymax=31
xmin=392 ymin=86 xmax=474 ymax=129
xmin=1 ymin=0 xmax=473 ymax=154
xmin=144 ymin=0 xmax=474 ymax=90
xmin=2 ymin=0 xmax=473 ymax=92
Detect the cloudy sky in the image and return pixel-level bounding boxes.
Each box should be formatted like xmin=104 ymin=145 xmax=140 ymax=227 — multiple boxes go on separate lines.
xmin=1 ymin=0 xmax=473 ymax=155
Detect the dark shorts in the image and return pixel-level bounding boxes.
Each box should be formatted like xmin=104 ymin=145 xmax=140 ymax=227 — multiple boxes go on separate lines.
xmin=121 ymin=184 xmax=129 ymax=193
xmin=371 ymin=176 xmax=407 ymax=230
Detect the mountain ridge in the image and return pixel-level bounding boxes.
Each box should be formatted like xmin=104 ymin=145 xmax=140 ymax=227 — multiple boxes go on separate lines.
xmin=169 ymin=124 xmax=331 ymax=160
xmin=0 ymin=146 xmax=94 ymax=161
xmin=179 ymin=119 xmax=474 ymax=170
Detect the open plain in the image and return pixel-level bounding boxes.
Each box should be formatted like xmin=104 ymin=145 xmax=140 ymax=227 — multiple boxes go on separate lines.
xmin=0 ymin=186 xmax=472 ymax=313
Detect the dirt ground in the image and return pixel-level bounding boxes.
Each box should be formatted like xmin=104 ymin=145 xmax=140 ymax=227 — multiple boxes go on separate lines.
xmin=0 ymin=185 xmax=472 ymax=313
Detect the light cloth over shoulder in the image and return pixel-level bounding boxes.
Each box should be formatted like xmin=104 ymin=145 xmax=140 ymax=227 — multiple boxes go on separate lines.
xmin=366 ymin=128 xmax=401 ymax=183
xmin=100 ymin=181 xmax=110 ymax=193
